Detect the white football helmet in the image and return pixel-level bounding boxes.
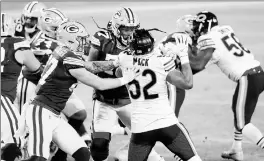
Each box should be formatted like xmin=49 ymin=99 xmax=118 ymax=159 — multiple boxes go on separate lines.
xmin=111 ymin=7 xmax=140 ymax=46
xmin=39 ymin=8 xmax=68 ymax=39
xmin=1 ymin=13 xmax=16 ymax=37
xmin=56 ymin=21 xmax=89 ymax=53
xmin=175 ymin=15 xmax=195 ymax=36
xmin=22 ymin=1 xmax=47 ymax=33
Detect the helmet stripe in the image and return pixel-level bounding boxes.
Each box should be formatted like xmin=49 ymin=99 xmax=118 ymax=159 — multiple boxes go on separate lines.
xmin=47 ymin=8 xmax=67 ymax=21
xmin=27 ymin=1 xmax=38 ymax=13
xmin=127 ymin=8 xmax=135 ymax=23
xmin=123 ymin=7 xmax=131 ymax=23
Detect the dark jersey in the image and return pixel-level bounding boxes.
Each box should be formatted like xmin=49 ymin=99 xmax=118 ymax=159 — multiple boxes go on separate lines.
xmin=34 ymin=46 xmax=85 ymax=114
xmin=90 ymin=30 xmax=130 ymax=101
xmin=22 ymin=31 xmax=58 ymax=84
xmin=1 ymin=37 xmax=31 ymax=102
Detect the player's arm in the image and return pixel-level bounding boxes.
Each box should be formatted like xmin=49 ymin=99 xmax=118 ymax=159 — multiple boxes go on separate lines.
xmin=164 ymin=34 xmax=193 ymax=89
xmin=189 ymin=35 xmax=215 ymax=71
xmin=83 ymin=60 xmax=118 ymax=74
xmin=14 ymin=41 xmax=43 ymax=73
xmin=166 ymin=58 xmax=193 ymax=89
xmin=69 ymin=68 xmax=137 ymax=90
xmin=64 ymin=52 xmax=137 ymax=90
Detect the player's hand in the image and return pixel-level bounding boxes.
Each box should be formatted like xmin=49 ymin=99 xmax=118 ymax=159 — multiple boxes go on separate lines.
xmin=119 ymin=66 xmax=140 ymax=85
xmin=174 ymin=34 xmax=189 ymax=54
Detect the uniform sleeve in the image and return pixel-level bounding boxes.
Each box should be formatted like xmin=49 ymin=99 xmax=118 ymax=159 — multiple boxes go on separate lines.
xmin=63 ymin=51 xmax=85 ymax=71
xmin=161 ymin=56 xmax=176 ymax=73
xmin=197 ymin=34 xmax=216 ymax=51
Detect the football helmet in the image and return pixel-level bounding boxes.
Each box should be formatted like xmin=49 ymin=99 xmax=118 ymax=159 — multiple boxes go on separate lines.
xmin=22 ymin=1 xmax=47 ymax=33
xmin=111 ymin=7 xmax=140 ymax=46
xmin=56 ymin=21 xmax=90 ymax=53
xmin=130 ymin=29 xmax=155 ymax=55
xmin=1 ymin=13 xmax=16 ymax=37
xmin=176 ymin=14 xmax=195 ymax=37
xmin=192 ymin=11 xmax=218 ymax=38
xmin=39 ymin=8 xmax=68 ymax=39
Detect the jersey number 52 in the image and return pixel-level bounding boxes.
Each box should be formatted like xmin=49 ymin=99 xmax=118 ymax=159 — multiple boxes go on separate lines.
xmin=221 ymin=33 xmax=250 ymax=57
xmin=128 ymin=69 xmax=159 ymax=100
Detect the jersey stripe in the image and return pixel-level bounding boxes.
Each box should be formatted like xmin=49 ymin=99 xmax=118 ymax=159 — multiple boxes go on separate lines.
xmin=47 ymin=8 xmax=67 ymax=22
xmin=63 ymin=57 xmax=84 ymax=67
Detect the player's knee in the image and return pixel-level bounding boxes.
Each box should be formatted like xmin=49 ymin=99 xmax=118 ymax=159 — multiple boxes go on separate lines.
xmin=69 ymin=109 xmax=87 ymax=121
xmin=72 ymin=147 xmax=90 ymax=161
xmin=90 ymin=132 xmax=111 ymax=161
xmin=187 ymin=155 xmax=202 ymax=161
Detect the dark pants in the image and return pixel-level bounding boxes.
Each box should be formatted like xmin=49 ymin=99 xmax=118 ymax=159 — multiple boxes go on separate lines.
xmin=128 ymin=123 xmax=197 ymax=161
xmin=232 ymin=71 xmax=264 ymax=131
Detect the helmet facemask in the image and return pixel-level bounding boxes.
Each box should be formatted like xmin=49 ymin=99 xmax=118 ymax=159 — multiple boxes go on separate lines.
xmin=75 ymin=35 xmax=90 ymax=52
xmin=117 ymin=25 xmax=138 ymax=46
xmin=23 ymin=16 xmax=38 ymax=33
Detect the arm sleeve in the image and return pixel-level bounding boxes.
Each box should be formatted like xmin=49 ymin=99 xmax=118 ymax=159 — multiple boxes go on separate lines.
xmin=197 ymin=34 xmax=216 ymax=51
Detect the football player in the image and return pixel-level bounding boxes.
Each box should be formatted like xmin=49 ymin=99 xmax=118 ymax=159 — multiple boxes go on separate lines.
xmin=14 ymin=0 xmax=47 ymax=114
xmin=21 ymin=20 xmax=138 ymax=161
xmin=158 ymin=15 xmax=196 ymax=118
xmin=189 ymin=11 xmax=264 ymax=161
xmin=118 ymin=29 xmax=202 ymax=161
xmin=88 ymin=7 xmax=165 ymax=161
xmin=1 ymin=12 xmax=43 ymax=149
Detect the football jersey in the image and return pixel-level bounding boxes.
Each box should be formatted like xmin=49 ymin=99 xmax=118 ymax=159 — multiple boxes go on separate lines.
xmin=197 ymin=25 xmax=260 ymax=81
xmin=90 ymin=30 xmax=130 ymax=100
xmin=22 ymin=31 xmax=58 ymax=85
xmin=1 ymin=36 xmax=31 ymax=102
xmin=34 ymin=46 xmax=85 ymax=114
xmin=123 ymin=51 xmax=178 ymax=133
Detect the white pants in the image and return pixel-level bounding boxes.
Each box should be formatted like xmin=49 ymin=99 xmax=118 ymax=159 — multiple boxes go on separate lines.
xmin=92 ymin=100 xmax=132 ymax=133
xmin=15 ymin=77 xmax=36 ymax=114
xmin=24 ymin=102 xmax=87 ymax=159
xmin=1 ymin=95 xmax=21 ymax=145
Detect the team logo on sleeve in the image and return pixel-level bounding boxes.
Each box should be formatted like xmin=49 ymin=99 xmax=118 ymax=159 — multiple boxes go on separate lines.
xmin=65 ymin=25 xmax=79 ymax=33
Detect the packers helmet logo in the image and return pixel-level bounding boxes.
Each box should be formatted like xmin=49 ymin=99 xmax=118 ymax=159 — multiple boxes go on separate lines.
xmin=66 ymin=25 xmax=79 ymax=33
xmin=113 ymin=10 xmax=122 ymax=19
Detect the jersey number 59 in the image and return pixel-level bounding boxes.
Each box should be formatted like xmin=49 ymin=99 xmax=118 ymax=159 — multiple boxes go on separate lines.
xmin=128 ymin=69 xmax=159 ymax=100
xmin=221 ymin=33 xmax=250 ymax=57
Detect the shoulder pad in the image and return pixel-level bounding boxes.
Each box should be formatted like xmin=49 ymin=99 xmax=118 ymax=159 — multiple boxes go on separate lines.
xmin=197 ymin=34 xmax=215 ymax=50
xmin=91 ymin=30 xmax=112 ymax=47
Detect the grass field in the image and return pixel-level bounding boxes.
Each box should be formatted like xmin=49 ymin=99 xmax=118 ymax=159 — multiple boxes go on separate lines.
xmin=2 ymin=2 xmax=264 ymax=161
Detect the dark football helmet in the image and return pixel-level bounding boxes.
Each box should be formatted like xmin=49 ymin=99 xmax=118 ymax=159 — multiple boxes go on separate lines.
xmin=130 ymin=29 xmax=155 ymax=55
xmin=192 ymin=11 xmax=218 ymax=39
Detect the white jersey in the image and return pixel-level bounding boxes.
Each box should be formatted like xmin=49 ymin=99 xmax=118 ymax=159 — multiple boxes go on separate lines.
xmin=123 ymin=51 xmax=178 ymax=133
xmin=197 ymin=25 xmax=260 ymax=81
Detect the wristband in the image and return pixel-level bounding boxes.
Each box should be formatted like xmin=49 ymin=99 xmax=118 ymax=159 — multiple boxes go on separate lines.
xmin=179 ymin=54 xmax=189 ymax=64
